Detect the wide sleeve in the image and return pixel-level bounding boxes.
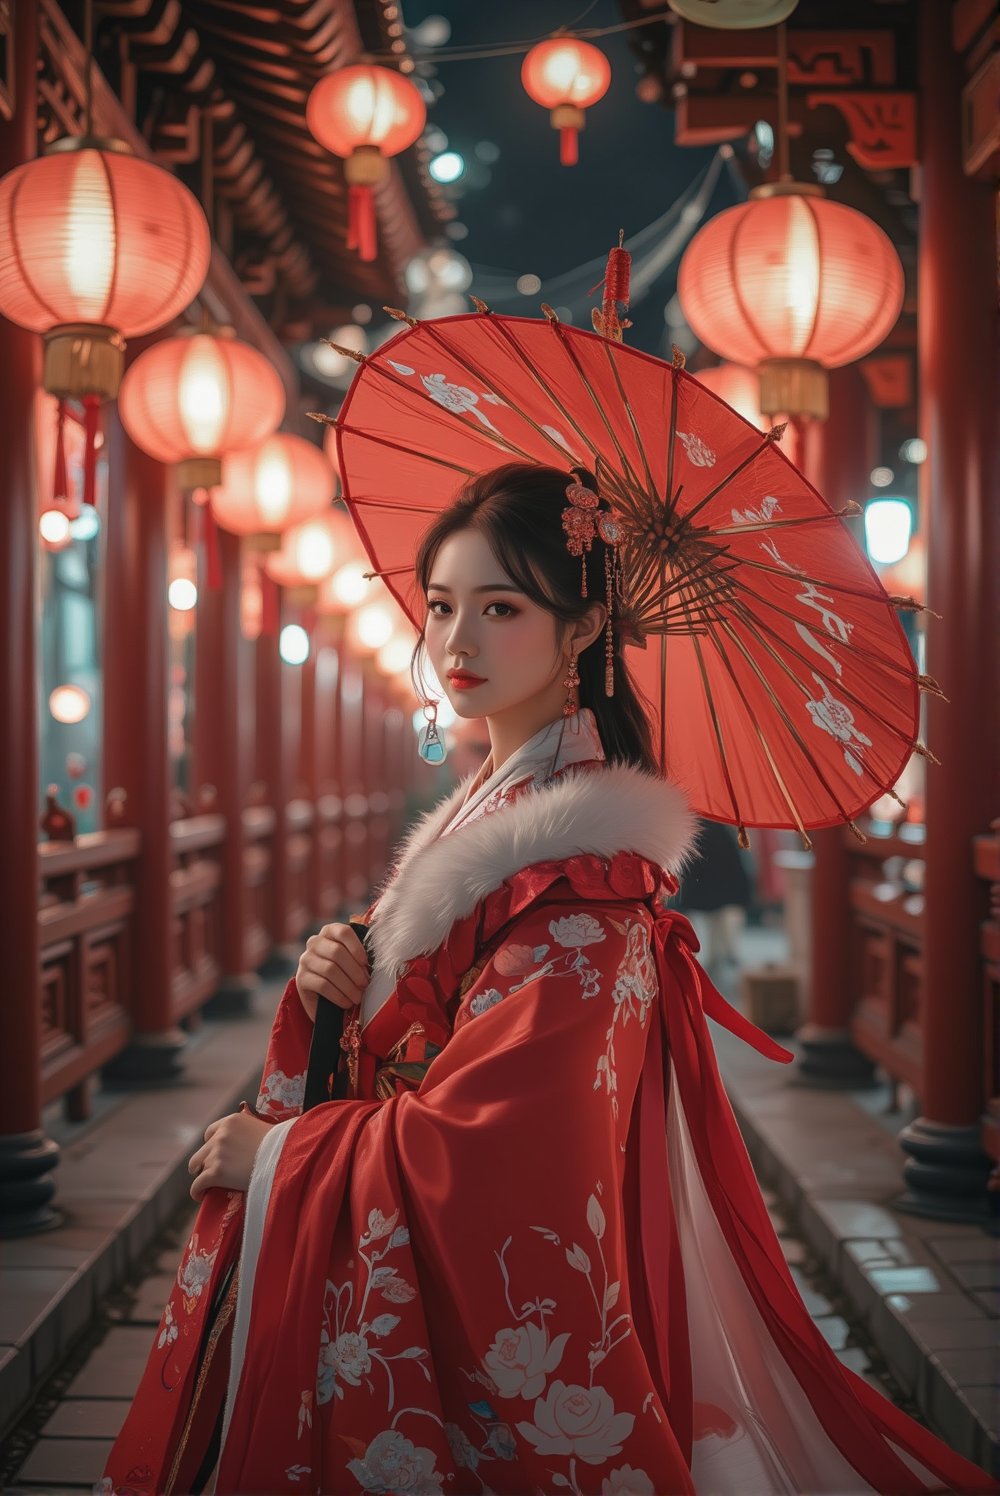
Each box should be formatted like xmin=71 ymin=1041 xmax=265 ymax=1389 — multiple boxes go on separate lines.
xmin=214 ymin=899 xmax=695 ymax=1496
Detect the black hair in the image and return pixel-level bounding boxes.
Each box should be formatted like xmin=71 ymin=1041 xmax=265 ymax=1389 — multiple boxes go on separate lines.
xmin=410 ymin=461 xmax=658 ymax=775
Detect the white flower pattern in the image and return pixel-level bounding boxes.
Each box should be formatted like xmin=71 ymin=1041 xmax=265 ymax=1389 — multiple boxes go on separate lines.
xmin=346 ymin=1428 xmax=445 ymax=1494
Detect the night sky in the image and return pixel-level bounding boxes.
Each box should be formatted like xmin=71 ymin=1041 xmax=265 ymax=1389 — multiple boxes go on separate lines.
xmin=403 ymin=1 xmax=734 ymax=356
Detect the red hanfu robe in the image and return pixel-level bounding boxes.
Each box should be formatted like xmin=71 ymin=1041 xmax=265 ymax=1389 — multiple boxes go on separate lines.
xmin=104 ymin=764 xmax=997 ymax=1496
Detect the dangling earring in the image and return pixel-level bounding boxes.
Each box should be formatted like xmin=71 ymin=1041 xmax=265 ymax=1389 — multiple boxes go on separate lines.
xmin=417 ymin=699 xmax=448 ymax=763
xmin=562 ymin=650 xmax=580 ymax=717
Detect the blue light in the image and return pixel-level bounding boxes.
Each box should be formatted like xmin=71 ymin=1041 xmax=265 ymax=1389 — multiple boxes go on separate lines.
xmin=429 ymin=151 xmax=465 ymax=184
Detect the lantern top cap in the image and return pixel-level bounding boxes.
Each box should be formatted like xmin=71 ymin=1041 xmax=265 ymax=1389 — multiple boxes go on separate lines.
xmin=748 ymin=180 xmax=826 ymax=202
xmin=44 ymin=134 xmax=133 ymax=158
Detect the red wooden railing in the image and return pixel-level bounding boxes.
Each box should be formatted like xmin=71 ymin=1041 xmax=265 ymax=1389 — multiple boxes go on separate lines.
xmin=845 ymin=821 xmax=926 ymax=1094
xmin=169 ymin=814 xmax=225 ymax=1022
xmin=39 ymin=830 xmax=140 ymax=1121
xmin=974 ymin=818 xmax=1000 ymax=1182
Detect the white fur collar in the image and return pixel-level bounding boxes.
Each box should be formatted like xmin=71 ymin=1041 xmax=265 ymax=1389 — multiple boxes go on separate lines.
xmin=366 ymin=764 xmax=699 ymax=981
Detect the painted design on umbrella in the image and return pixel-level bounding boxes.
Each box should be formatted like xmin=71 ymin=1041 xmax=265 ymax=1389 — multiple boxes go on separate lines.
xmin=315 ymin=301 xmax=941 ymax=847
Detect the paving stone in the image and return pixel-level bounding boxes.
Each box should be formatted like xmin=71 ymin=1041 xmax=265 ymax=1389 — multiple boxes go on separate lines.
xmin=125 ymin=1273 xmax=175 ymax=1325
xmin=16 ymin=1435 xmax=112 ymax=1486
xmin=926 ymin=1235 xmax=1000 ymax=1265
xmin=836 ymin=1346 xmax=873 ymax=1376
xmin=884 ymin=1291 xmax=986 ymax=1320
xmin=908 ymin=1317 xmax=1000 ymax=1353
xmin=866 ymin=1262 xmax=952 ymax=1297
xmin=788 ymin=1264 xmax=834 ymax=1318
xmin=927 ymin=1347 xmax=1000 ymax=1388
xmin=65 ymin=1326 xmax=155 ymax=1399
xmin=40 ymin=1398 xmax=131 ymax=1440
xmin=0 ymin=1270 xmax=82 ymax=1348
xmin=0 ymin=1341 xmax=31 ymax=1432
xmin=973 ymin=1291 xmax=1000 ymax=1318
xmin=950 ymin=1262 xmax=1000 ymax=1292
xmin=814 ymin=1315 xmax=851 ymax=1350
xmin=779 ymin=1236 xmax=808 ymax=1265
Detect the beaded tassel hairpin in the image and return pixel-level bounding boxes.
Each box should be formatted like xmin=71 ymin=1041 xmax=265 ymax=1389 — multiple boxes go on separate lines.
xmin=562 ymin=476 xmax=624 ymax=696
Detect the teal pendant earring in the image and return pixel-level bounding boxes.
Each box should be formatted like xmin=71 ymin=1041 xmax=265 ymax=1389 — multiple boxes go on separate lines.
xmin=417 ymin=699 xmax=448 ymax=764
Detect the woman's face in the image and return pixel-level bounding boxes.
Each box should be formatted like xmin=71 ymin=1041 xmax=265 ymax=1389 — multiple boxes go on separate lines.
xmin=424 ymin=529 xmax=569 ymax=724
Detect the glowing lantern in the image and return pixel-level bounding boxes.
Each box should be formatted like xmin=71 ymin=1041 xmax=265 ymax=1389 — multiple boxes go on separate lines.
xmin=666 ymin=0 xmax=799 ymax=25
xmin=264 ymin=511 xmax=351 ymax=599
xmin=376 ymin=632 xmax=416 ymax=678
xmin=693 ymin=362 xmax=772 ymax=431
xmin=0 ymin=141 xmax=210 ymax=503
xmin=119 ymin=330 xmax=284 ymax=489
xmin=317 ymin=558 xmax=370 ymax=615
xmin=215 ymin=434 xmax=335 ymax=549
xmin=49 ymin=684 xmax=91 ymax=724
xmin=678 ymin=186 xmax=903 ymax=420
xmin=521 ymin=39 xmax=611 ymax=165
xmin=119 ymin=330 xmax=284 ymax=587
xmin=306 ymin=65 xmax=426 ymax=262
xmin=350 ymin=600 xmax=395 ymax=653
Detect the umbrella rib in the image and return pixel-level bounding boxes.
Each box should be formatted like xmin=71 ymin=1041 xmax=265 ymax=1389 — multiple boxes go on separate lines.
xmin=599 ymin=339 xmax=658 ymax=498
xmin=663 ymin=367 xmax=680 ymax=515
xmin=714 ymin=615 xmax=874 ymax=820
xmin=699 ymin=619 xmax=815 ymax=842
xmin=679 ymin=437 xmax=777 ymax=528
xmin=727 ymin=591 xmax=918 ymax=757
xmin=348 ymin=496 xmax=443 ymax=515
xmin=543 ymin=321 xmax=648 ymax=494
xmin=722 ymin=551 xmax=893 ymax=604
xmin=713 ymin=510 xmax=858 ymax=536
xmin=415 ymin=321 xmax=577 ymax=467
xmin=674 ymin=586 xmax=746 ymax=831
xmin=337 ymin=423 xmax=476 ymax=477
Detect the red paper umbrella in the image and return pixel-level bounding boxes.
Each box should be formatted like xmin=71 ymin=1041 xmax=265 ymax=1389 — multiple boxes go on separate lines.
xmin=319 ymin=305 xmax=938 ymax=844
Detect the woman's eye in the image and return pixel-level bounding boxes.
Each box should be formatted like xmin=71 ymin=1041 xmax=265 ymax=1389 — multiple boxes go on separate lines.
xmin=426 ymin=600 xmax=516 ymax=617
xmin=485 ymin=601 xmax=515 ymax=617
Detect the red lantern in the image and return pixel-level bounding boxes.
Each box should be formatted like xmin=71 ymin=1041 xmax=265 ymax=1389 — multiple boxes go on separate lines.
xmin=214 ymin=434 xmax=335 ymax=548
xmin=264 ymin=510 xmax=354 ymax=597
xmin=119 ymin=329 xmax=285 ymax=588
xmin=306 ymin=65 xmax=426 ymax=263
xmin=521 ymin=39 xmax=611 ymax=165
xmin=693 ymin=362 xmax=772 ymax=432
xmin=0 ymin=140 xmax=210 ymax=503
xmin=678 ymin=186 xmax=904 ymax=420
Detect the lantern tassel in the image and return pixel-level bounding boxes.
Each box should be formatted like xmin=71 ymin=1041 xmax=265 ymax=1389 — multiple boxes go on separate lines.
xmin=201 ymin=494 xmax=222 ymax=591
xmin=347 ymin=184 xmax=377 ymax=263
xmin=559 ymin=126 xmax=579 ymax=167
xmin=82 ymin=395 xmax=101 ymax=507
xmin=54 ymin=401 xmax=69 ymax=503
xmin=260 ymin=560 xmax=280 ymax=638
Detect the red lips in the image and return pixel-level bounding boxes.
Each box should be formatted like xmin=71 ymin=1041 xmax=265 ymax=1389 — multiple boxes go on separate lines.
xmin=447 ymin=670 xmax=486 ymax=686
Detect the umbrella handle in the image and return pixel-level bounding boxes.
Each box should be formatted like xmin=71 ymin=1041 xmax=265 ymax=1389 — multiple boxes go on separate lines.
xmin=302 ymin=920 xmax=372 ymax=1111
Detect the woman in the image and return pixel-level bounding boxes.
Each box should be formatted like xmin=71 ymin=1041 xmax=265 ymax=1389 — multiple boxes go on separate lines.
xmin=105 ymin=465 xmax=993 ymax=1495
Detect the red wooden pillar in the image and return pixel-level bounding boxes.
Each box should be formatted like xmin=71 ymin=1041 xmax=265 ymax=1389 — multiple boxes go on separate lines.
xmin=194 ymin=527 xmax=258 ymax=1010
xmin=102 ymin=410 xmax=186 ymax=1080
xmin=0 ymin=0 xmax=61 ymax=1235
xmin=796 ymin=371 xmax=877 ymax=1087
xmin=339 ymin=651 xmax=368 ymax=907
xmin=255 ymin=592 xmax=300 ymax=966
xmin=311 ymin=621 xmax=345 ymax=922
xmin=897 ymin=0 xmax=999 ymax=1219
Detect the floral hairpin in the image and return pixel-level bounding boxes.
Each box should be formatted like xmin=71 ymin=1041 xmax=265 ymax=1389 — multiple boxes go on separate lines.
xmin=562 ymin=477 xmax=624 ymax=695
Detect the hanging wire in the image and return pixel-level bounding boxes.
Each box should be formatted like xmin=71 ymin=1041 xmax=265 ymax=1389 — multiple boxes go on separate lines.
xmin=366 ymin=7 xmax=673 ymax=66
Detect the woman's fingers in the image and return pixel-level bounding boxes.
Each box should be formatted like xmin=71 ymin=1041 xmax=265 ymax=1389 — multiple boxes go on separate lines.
xmin=299 ymin=957 xmax=361 ymax=1009
xmin=188 ymin=1142 xmax=208 ymax=1176
xmin=311 ymin=932 xmax=369 ymax=983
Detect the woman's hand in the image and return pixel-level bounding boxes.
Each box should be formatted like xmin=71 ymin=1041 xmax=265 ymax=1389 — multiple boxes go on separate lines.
xmin=188 ymin=1108 xmax=274 ymax=1201
xmin=295 ymin=922 xmax=369 ymax=1023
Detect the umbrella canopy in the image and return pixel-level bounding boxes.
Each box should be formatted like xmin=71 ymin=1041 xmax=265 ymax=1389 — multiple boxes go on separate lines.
xmin=322 ymin=306 xmax=935 ymax=844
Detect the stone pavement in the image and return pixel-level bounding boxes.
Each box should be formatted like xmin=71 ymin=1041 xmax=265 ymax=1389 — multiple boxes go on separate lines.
xmin=2 ymin=928 xmax=997 ymax=1490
